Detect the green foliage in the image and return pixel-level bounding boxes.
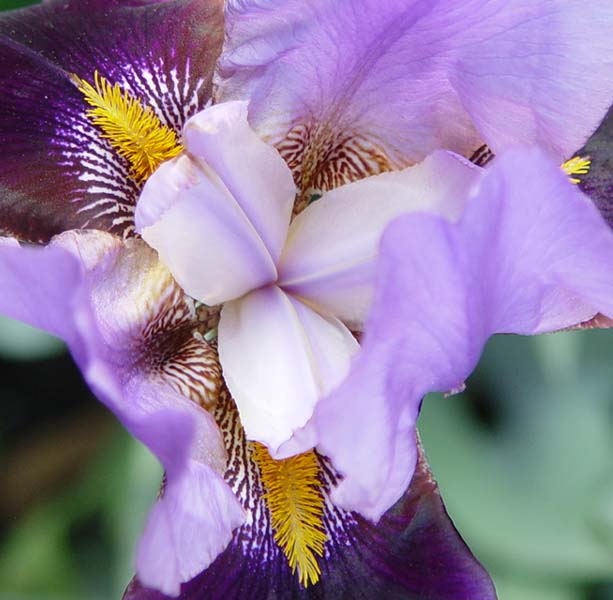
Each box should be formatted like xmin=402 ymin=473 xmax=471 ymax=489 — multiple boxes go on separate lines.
xmin=0 ymin=317 xmax=64 ymax=361
xmin=0 ymin=0 xmax=36 ymax=9
xmin=0 ymin=430 xmax=161 ymax=600
xmin=420 ymin=329 xmax=613 ymax=597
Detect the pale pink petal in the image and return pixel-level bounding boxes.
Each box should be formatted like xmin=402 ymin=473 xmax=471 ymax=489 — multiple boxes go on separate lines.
xmin=218 ymin=285 xmax=358 ymax=453
xmin=278 ymin=151 xmax=481 ymax=327
xmin=136 ymin=155 xmax=277 ymax=305
xmin=184 ymin=101 xmax=296 ymax=264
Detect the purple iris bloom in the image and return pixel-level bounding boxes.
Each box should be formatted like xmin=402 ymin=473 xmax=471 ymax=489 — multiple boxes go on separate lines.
xmin=0 ymin=1 xmax=612 ymax=599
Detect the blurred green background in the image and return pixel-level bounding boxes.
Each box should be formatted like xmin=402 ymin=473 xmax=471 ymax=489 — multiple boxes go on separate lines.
xmin=1 ymin=1 xmax=612 ymax=599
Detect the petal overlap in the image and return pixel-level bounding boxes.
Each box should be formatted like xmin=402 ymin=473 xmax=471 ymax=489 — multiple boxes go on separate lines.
xmin=313 ymin=147 xmax=613 ymax=520
xmin=124 ymin=425 xmax=496 ymax=600
xmin=278 ymin=151 xmax=481 ymax=328
xmin=0 ymin=231 xmax=243 ymax=595
xmin=183 ymin=101 xmax=296 ymax=265
xmin=136 ymin=101 xmax=296 ymax=305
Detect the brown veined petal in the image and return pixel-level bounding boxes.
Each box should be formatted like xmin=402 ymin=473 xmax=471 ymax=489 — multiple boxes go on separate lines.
xmin=217 ymin=0 xmax=613 ymax=204
xmin=0 ymin=229 xmax=243 ymax=595
xmin=58 ymin=231 xmax=224 ymax=412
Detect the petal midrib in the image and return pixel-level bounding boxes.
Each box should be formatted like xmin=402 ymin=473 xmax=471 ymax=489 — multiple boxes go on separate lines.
xmin=189 ymin=150 xmax=280 ymax=282
xmin=278 ymin=252 xmax=375 ymax=291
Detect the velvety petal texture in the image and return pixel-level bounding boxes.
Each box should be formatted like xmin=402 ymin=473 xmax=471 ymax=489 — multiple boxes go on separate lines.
xmin=0 ymin=0 xmax=224 ymax=241
xmin=218 ymin=0 xmax=613 ymax=192
xmin=0 ymin=232 xmax=243 ymax=595
xmin=136 ymin=101 xmax=296 ymax=305
xmin=313 ymin=147 xmax=613 ymax=521
xmin=580 ymin=107 xmax=613 ymax=227
xmin=123 ymin=439 xmax=496 ymax=600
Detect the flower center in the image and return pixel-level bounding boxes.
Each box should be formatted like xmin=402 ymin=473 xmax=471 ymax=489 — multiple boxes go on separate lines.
xmin=276 ymin=121 xmax=393 ymax=214
xmin=76 ymin=74 xmax=329 ymax=588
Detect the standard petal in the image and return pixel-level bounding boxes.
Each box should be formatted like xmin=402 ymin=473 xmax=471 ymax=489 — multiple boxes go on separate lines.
xmin=124 ymin=433 xmax=495 ymax=600
xmin=218 ymin=286 xmax=358 ymax=453
xmin=0 ymin=0 xmax=224 ymax=241
xmin=218 ymin=0 xmax=613 ymax=194
xmin=278 ymin=151 xmax=481 ymax=328
xmin=314 ymin=146 xmax=613 ymax=520
xmin=0 ymin=232 xmax=243 ymax=595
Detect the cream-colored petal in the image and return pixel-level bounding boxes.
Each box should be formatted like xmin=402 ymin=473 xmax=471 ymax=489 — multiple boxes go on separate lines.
xmin=136 ymin=102 xmax=296 ymax=305
xmin=218 ymin=286 xmax=358 ymax=453
xmin=278 ymin=151 xmax=481 ymax=328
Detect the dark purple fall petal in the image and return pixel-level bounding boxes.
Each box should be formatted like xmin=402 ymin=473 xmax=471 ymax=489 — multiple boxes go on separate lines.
xmin=0 ymin=0 xmax=223 ymax=242
xmin=123 ymin=439 xmax=496 ymax=600
xmin=580 ymin=106 xmax=613 ymax=227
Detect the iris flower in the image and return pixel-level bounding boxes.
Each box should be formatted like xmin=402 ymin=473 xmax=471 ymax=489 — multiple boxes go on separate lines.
xmin=1 ymin=0 xmax=612 ymax=599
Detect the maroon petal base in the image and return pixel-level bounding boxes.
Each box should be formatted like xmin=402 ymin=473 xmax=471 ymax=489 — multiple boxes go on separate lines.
xmin=580 ymin=106 xmax=613 ymax=226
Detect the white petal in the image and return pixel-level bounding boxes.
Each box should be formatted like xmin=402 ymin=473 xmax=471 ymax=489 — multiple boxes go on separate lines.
xmin=135 ymin=102 xmax=296 ymax=305
xmin=184 ymin=101 xmax=296 ymax=265
xmin=218 ymin=286 xmax=358 ymax=453
xmin=278 ymin=151 xmax=481 ymax=328
xmin=136 ymin=155 xmax=276 ymax=304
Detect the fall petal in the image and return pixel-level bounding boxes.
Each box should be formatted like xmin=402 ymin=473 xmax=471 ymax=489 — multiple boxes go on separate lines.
xmin=123 ymin=440 xmax=495 ymax=600
xmin=0 ymin=0 xmax=224 ymax=241
xmin=0 ymin=231 xmax=242 ymax=595
xmin=136 ymin=458 xmax=243 ymax=597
